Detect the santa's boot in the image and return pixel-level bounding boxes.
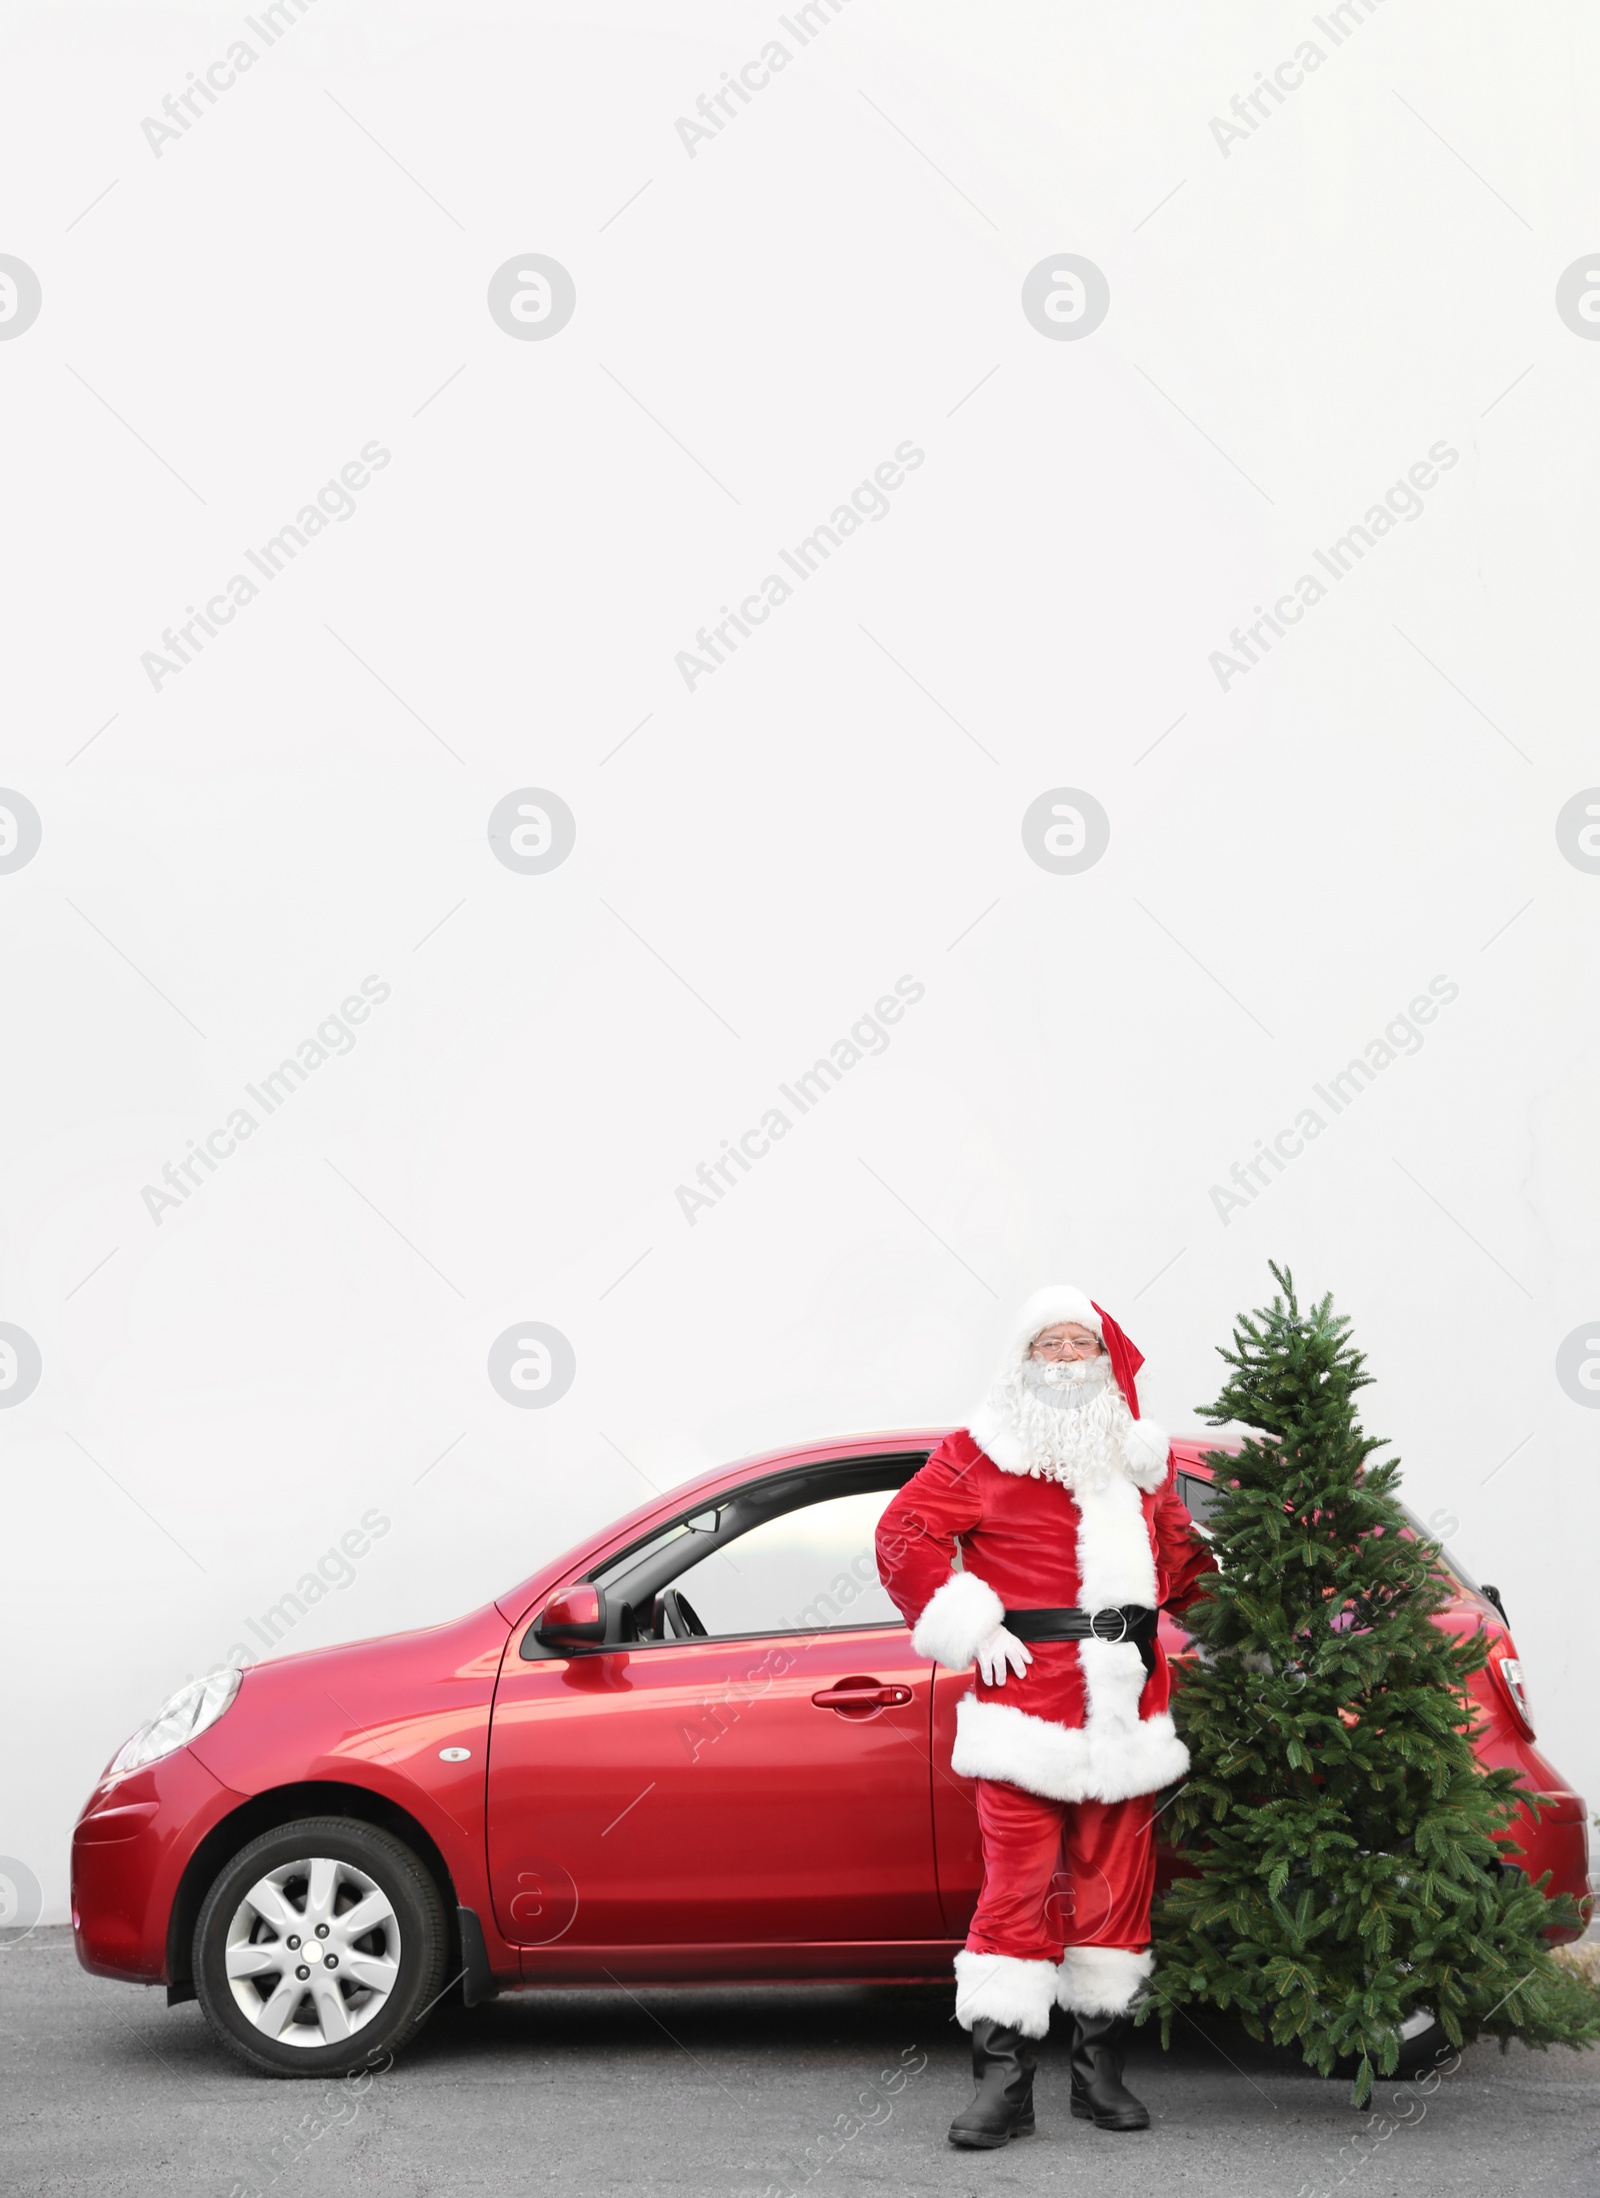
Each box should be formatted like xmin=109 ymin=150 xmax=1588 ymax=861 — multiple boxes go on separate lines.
xmin=1070 ymin=2010 xmax=1151 ymax=2131
xmin=946 ymin=2019 xmax=1037 ymax=2148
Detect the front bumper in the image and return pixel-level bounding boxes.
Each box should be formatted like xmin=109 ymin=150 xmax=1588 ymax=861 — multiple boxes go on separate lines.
xmin=72 ymin=1747 xmax=238 ymax=1983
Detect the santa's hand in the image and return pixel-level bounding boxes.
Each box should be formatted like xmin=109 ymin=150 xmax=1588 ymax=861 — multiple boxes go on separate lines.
xmin=974 ymin=1625 xmax=1033 ymax=1686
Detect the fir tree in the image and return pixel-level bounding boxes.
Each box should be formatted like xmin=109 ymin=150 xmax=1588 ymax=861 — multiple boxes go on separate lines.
xmin=1145 ymin=1264 xmax=1598 ymax=2103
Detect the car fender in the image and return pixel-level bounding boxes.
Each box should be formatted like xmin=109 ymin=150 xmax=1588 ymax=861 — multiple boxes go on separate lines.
xmin=187 ymin=1602 xmax=510 ymax=1926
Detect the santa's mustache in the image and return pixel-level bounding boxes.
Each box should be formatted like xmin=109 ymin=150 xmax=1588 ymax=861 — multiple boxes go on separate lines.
xmin=1021 ymin=1354 xmax=1109 ymax=1393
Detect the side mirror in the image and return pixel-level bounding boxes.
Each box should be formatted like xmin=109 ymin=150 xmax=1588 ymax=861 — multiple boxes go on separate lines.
xmin=534 ymin=1582 xmax=607 ymax=1649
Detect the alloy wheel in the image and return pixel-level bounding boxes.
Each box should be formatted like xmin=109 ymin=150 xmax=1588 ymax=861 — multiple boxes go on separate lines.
xmin=223 ymin=1856 xmax=401 ymax=2047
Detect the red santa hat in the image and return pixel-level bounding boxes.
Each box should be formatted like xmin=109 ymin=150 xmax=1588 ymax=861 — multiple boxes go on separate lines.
xmin=997 ymin=1284 xmax=1147 ymax=1419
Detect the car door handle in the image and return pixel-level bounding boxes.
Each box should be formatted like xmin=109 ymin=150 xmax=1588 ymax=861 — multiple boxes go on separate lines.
xmin=811 ymin=1683 xmax=913 ymax=1711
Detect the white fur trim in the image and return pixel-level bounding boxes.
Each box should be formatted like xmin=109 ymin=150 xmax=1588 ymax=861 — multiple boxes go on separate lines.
xmin=1072 ymin=1473 xmax=1160 ymax=1610
xmin=1122 ymin=1416 xmax=1170 ymax=1490
xmin=967 ymin=1291 xmax=1158 ymax=1482
xmin=911 ymin=1569 xmax=1006 ymax=1670
xmin=1001 ymin=1285 xmax=1102 ymax=1361
xmin=964 ymin=1400 xmax=1028 ymax=1476
xmin=952 ymin=1694 xmax=1189 ymax=1804
xmin=968 ymin=1373 xmax=1142 ymax=1485
xmin=1055 ymin=1945 xmax=1153 ymax=2016
xmin=954 ymin=1949 xmax=1059 ymax=2038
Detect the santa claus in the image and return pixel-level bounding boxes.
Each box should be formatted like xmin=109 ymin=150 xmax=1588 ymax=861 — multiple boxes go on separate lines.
xmin=876 ymin=1285 xmax=1217 ymax=2148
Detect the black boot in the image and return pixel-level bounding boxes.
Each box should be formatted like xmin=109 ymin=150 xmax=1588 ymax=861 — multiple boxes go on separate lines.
xmin=1070 ymin=2009 xmax=1150 ymax=2131
xmin=947 ymin=2019 xmax=1037 ymax=2148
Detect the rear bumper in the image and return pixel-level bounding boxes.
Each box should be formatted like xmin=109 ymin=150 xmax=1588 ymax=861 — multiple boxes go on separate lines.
xmin=1499 ymin=1788 xmax=1591 ymax=1940
xmin=72 ymin=1749 xmax=239 ymax=1984
xmin=1153 ymin=1786 xmax=1592 ymax=1939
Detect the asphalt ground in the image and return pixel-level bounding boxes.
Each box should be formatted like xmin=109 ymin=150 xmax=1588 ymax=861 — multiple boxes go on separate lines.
xmin=3 ymin=1927 xmax=1597 ymax=2198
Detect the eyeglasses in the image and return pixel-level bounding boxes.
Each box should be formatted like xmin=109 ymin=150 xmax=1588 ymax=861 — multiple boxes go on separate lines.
xmin=1031 ymin=1333 xmax=1102 ymax=1358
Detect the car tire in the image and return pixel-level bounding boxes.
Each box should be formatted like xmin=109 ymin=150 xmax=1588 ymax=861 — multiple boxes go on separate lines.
xmin=1392 ymin=2010 xmax=1454 ymax=2074
xmin=193 ymin=1817 xmax=450 ymax=2077
xmin=1333 ymin=2007 xmax=1453 ymax=2089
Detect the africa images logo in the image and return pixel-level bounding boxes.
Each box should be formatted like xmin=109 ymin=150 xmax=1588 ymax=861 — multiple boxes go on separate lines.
xmin=1209 ymin=976 xmax=1458 ymax=1225
xmin=141 ymin=977 xmax=391 ymax=1224
xmin=673 ymin=444 xmax=925 ymax=692
xmin=1208 ymin=442 xmax=1458 ymax=691
xmin=676 ymin=976 xmax=925 ymax=1224
xmin=140 ymin=443 xmax=391 ymax=692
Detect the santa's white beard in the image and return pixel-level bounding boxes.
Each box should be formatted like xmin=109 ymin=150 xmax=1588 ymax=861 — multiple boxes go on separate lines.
xmin=981 ymin=1353 xmax=1135 ymax=1490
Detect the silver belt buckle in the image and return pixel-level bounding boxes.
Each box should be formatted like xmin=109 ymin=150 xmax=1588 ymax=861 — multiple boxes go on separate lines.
xmin=1090 ymin=1607 xmax=1130 ymax=1644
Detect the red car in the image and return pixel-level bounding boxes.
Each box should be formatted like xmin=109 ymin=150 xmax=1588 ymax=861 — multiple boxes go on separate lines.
xmin=72 ymin=1432 xmax=1590 ymax=2076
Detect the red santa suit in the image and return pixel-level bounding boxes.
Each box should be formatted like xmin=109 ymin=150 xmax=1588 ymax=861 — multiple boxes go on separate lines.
xmin=876 ymin=1285 xmax=1216 ymax=2041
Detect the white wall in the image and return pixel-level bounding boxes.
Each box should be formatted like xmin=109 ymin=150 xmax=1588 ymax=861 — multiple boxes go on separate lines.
xmin=3 ymin=0 xmax=1596 ymax=1927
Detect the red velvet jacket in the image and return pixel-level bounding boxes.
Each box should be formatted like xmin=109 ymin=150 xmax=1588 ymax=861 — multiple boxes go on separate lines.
xmin=876 ymin=1430 xmax=1216 ymax=1804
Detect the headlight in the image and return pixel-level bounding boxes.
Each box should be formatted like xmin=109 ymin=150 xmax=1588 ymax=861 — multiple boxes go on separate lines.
xmin=106 ymin=1668 xmax=243 ymax=1779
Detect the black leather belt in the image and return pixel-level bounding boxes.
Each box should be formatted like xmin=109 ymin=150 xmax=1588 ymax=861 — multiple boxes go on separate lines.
xmin=1004 ymin=1604 xmax=1158 ymax=1644
xmin=1004 ymin=1604 xmax=1160 ymax=1677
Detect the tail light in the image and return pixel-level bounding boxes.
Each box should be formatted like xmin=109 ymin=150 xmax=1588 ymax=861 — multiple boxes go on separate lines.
xmin=1490 ymin=1651 xmax=1535 ymax=1737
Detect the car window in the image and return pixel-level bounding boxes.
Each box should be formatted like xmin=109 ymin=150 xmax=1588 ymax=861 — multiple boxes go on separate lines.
xmin=1176 ymin=1478 xmax=1483 ymax=1600
xmin=592 ymin=1507 xmax=727 ymax=1583
xmin=1177 ymin=1473 xmax=1219 ymax=1532
xmin=658 ymin=1487 xmax=903 ymax=1639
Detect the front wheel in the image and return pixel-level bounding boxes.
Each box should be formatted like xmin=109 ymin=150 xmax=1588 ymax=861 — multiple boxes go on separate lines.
xmin=193 ymin=1817 xmax=449 ymax=2076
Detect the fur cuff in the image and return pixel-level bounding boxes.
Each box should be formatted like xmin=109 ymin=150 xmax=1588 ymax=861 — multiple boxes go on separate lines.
xmin=954 ymin=1949 xmax=1058 ymax=2039
xmin=1122 ymin=1417 xmax=1170 ymax=1489
xmin=1055 ymin=1945 xmax=1153 ymax=2016
xmin=912 ymin=1570 xmax=1005 ymax=1670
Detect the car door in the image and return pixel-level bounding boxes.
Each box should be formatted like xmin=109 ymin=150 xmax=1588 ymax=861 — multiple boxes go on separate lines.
xmin=930 ymin=1666 xmax=985 ymax=1934
xmin=486 ymin=1475 xmax=945 ymax=1975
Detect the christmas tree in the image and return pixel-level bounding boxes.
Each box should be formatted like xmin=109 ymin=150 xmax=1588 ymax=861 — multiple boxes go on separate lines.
xmin=1146 ymin=1264 xmax=1598 ymax=2103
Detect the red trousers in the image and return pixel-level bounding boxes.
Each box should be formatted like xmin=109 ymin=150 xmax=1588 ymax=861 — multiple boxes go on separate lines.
xmin=966 ymin=1778 xmax=1157 ymax=1964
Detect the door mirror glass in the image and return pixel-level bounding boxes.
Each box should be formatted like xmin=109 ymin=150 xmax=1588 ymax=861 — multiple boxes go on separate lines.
xmin=535 ymin=1582 xmax=606 ymax=1647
